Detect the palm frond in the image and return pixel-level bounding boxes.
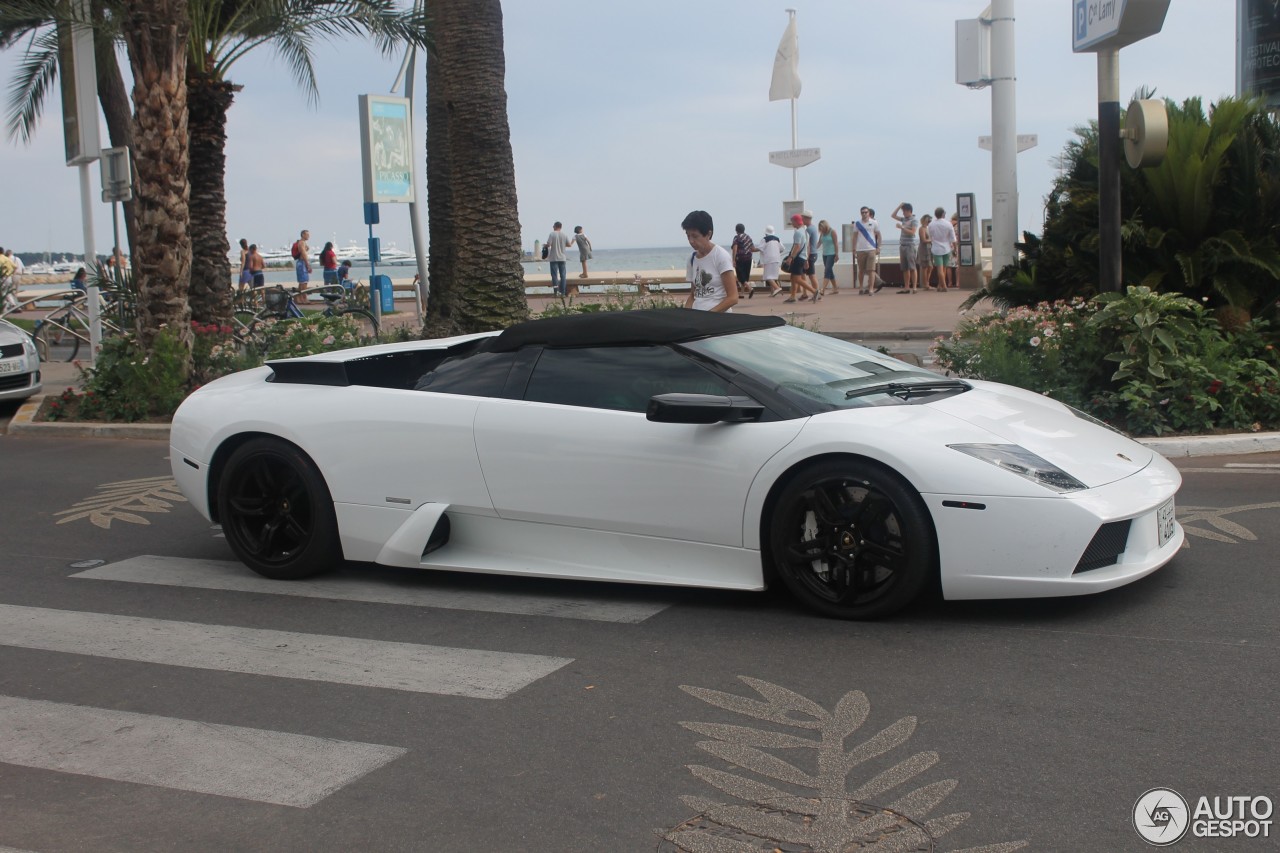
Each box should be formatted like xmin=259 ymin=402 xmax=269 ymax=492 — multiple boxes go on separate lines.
xmin=4 ymin=25 xmax=59 ymax=145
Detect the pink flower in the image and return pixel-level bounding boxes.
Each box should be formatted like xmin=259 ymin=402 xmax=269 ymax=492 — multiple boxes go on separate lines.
xmin=1029 ymin=336 xmax=1041 ymax=347
xmin=322 ymin=335 xmax=335 ymax=345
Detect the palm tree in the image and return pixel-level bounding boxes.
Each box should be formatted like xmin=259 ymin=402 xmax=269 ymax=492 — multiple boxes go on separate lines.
xmin=184 ymin=0 xmax=426 ymax=325
xmin=119 ymin=0 xmax=193 ymax=357
xmin=2 ymin=0 xmax=137 ymax=253
xmin=423 ymin=0 xmax=526 ymax=336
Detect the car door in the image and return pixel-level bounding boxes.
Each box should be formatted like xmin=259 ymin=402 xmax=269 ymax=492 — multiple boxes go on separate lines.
xmin=472 ymin=344 xmax=806 ymax=547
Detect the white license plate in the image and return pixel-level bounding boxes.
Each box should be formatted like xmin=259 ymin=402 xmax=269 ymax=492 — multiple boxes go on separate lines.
xmin=0 ymin=360 xmax=23 ymax=375
xmin=1156 ymin=498 xmax=1176 ymax=547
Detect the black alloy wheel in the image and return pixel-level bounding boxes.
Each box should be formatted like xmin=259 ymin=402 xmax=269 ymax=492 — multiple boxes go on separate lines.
xmin=217 ymin=438 xmax=341 ymax=580
xmin=769 ymin=460 xmax=935 ymax=619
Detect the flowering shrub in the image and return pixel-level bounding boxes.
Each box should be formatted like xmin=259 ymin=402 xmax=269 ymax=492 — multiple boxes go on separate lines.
xmin=191 ymin=321 xmax=259 ymax=385
xmin=933 ymin=287 xmax=1280 ymax=436
xmin=253 ymin=314 xmax=370 ymax=360
xmin=45 ymin=330 xmax=188 ymax=422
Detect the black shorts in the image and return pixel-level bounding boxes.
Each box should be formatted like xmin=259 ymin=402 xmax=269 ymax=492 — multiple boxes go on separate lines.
xmin=806 ymin=256 xmax=816 ymax=276
xmin=734 ymin=257 xmax=752 ymax=285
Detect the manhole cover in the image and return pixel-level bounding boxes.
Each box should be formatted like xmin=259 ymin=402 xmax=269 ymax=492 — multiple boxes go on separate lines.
xmin=658 ymin=797 xmax=933 ymax=852
xmin=68 ymin=559 xmax=106 ymax=569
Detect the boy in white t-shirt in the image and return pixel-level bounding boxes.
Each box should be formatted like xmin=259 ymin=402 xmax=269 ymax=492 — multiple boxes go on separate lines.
xmin=682 ymin=210 xmax=739 ymax=312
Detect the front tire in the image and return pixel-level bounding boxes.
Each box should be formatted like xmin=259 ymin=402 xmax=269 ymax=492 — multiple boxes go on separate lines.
xmin=769 ymin=460 xmax=935 ymax=619
xmin=217 ymin=438 xmax=341 ymax=580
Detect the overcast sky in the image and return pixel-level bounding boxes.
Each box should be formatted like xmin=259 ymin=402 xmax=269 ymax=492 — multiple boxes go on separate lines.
xmin=0 ymin=1 xmax=1240 ymax=258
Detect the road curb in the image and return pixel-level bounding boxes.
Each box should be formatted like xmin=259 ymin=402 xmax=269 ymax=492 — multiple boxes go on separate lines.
xmin=7 ymin=396 xmax=170 ymax=441
xmin=1138 ymin=432 xmax=1280 ymax=458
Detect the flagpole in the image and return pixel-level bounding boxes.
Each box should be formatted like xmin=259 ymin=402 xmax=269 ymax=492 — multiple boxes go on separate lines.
xmin=788 ymin=8 xmax=798 ymax=201
xmin=790 ymin=95 xmax=798 ymax=200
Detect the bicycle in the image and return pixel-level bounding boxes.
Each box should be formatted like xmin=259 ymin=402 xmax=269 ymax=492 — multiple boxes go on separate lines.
xmin=240 ymin=284 xmax=379 ymax=352
xmin=25 ymin=290 xmax=127 ymax=362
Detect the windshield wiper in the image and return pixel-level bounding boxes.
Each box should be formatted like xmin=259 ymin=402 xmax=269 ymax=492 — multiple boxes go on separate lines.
xmin=845 ymin=379 xmax=970 ymax=400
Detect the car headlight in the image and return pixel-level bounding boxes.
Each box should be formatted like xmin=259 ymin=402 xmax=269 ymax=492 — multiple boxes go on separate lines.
xmin=948 ymin=443 xmax=1087 ymax=493
xmin=23 ymin=335 xmax=38 ymax=359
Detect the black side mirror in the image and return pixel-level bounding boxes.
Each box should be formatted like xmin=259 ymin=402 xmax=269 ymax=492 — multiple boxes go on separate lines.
xmin=646 ymin=393 xmax=764 ymax=424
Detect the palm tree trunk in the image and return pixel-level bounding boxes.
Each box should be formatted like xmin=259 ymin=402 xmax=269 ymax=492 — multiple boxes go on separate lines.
xmin=187 ymin=72 xmax=238 ymax=325
xmin=424 ymin=0 xmax=526 ymax=337
xmin=119 ymin=0 xmax=192 ymax=361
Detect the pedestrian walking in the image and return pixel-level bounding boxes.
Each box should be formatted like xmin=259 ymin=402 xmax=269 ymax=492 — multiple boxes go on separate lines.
xmin=731 ymin=224 xmax=756 ymax=298
xmin=292 ymin=229 xmax=311 ymax=285
xmin=818 ymin=220 xmax=840 ymax=295
xmin=320 ymin=241 xmax=339 ymax=285
xmin=891 ymin=203 xmax=920 ymax=294
xmin=782 ymin=213 xmax=812 ymax=303
xmin=853 ymin=206 xmax=882 ymax=294
xmin=757 ymin=226 xmax=784 ymax=296
xmin=926 ymin=208 xmax=956 ymax=292
xmin=545 ymin=222 xmax=574 ymax=296
xmin=681 ymin=210 xmax=738 ymax=313
xmin=802 ymin=210 xmax=822 ymax=302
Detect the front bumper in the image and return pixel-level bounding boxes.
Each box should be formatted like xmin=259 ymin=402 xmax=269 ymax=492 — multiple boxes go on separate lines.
xmin=928 ymin=460 xmax=1183 ymax=600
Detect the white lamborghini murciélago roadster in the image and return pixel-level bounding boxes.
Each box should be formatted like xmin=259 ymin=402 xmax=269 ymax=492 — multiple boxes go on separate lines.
xmin=170 ymin=309 xmax=1183 ymax=619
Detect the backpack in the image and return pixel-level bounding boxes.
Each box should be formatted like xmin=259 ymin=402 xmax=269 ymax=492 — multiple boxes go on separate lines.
xmin=291 ymin=241 xmax=301 ymax=260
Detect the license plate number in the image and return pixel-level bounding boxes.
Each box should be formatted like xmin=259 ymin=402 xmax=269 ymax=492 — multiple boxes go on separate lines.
xmin=0 ymin=360 xmax=23 ymax=375
xmin=1156 ymin=498 xmax=1176 ymax=547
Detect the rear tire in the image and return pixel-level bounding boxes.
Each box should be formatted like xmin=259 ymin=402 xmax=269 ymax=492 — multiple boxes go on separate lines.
xmin=217 ymin=438 xmax=341 ymax=580
xmin=768 ymin=460 xmax=935 ymax=619
xmin=35 ymin=318 xmax=79 ymax=362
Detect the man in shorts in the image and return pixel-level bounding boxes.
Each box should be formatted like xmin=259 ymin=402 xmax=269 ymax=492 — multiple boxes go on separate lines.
xmin=294 ymin=229 xmax=311 ymax=286
xmin=926 ymin=208 xmax=956 ymax=292
xmin=853 ymin=206 xmax=882 ymax=294
xmin=782 ymin=213 xmax=812 ymax=302
xmin=891 ymin=202 xmax=919 ymax=293
xmin=802 ymin=210 xmax=821 ymax=299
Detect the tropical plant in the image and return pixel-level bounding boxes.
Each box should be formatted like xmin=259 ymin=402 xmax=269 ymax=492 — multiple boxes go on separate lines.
xmin=971 ymin=96 xmax=1280 ymax=325
xmin=935 ymin=287 xmax=1280 ymax=436
xmin=423 ymin=0 xmax=527 ymax=337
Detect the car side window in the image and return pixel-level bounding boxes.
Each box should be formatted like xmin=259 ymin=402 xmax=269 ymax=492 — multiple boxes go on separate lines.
xmin=524 ymin=346 xmax=733 ymax=413
xmin=414 ymin=350 xmax=518 ymax=397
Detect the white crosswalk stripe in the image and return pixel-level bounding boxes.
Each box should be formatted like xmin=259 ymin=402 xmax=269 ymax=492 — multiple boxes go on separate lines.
xmin=0 ymin=603 xmax=571 ymax=699
xmin=74 ymin=555 xmax=671 ymax=623
xmin=2 ymin=548 xmax=667 ymax=810
xmin=0 ymin=696 xmax=406 ymax=808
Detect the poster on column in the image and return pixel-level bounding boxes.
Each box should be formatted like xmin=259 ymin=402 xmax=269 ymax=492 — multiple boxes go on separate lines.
xmin=1241 ymin=0 xmax=1280 ymax=108
xmin=359 ymin=95 xmax=415 ymax=204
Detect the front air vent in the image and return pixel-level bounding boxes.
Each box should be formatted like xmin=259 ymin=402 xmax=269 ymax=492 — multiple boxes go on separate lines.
xmin=1073 ymin=520 xmax=1132 ymax=573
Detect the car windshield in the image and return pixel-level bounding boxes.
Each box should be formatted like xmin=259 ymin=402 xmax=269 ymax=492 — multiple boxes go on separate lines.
xmin=683 ymin=325 xmax=955 ymax=411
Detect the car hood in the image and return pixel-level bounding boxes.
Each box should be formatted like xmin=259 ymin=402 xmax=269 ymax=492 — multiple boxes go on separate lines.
xmin=928 ymin=381 xmax=1152 ymax=488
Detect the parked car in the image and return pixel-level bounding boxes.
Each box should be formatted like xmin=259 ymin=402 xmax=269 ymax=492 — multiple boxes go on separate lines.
xmin=170 ymin=309 xmax=1183 ymax=619
xmin=0 ymin=318 xmax=41 ymax=403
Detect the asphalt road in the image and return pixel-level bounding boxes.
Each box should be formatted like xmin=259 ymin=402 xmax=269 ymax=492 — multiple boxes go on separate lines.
xmin=0 ymin=435 xmax=1276 ymax=852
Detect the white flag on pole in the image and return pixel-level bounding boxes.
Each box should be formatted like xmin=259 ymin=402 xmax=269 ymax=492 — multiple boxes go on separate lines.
xmin=768 ymin=16 xmax=801 ymax=101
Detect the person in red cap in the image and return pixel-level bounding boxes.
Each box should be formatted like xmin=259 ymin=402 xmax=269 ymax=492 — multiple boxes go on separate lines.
xmin=782 ymin=213 xmax=815 ymax=302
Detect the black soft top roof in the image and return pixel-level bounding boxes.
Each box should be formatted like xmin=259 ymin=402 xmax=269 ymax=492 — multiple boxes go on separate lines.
xmin=490 ymin=308 xmax=784 ymax=352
